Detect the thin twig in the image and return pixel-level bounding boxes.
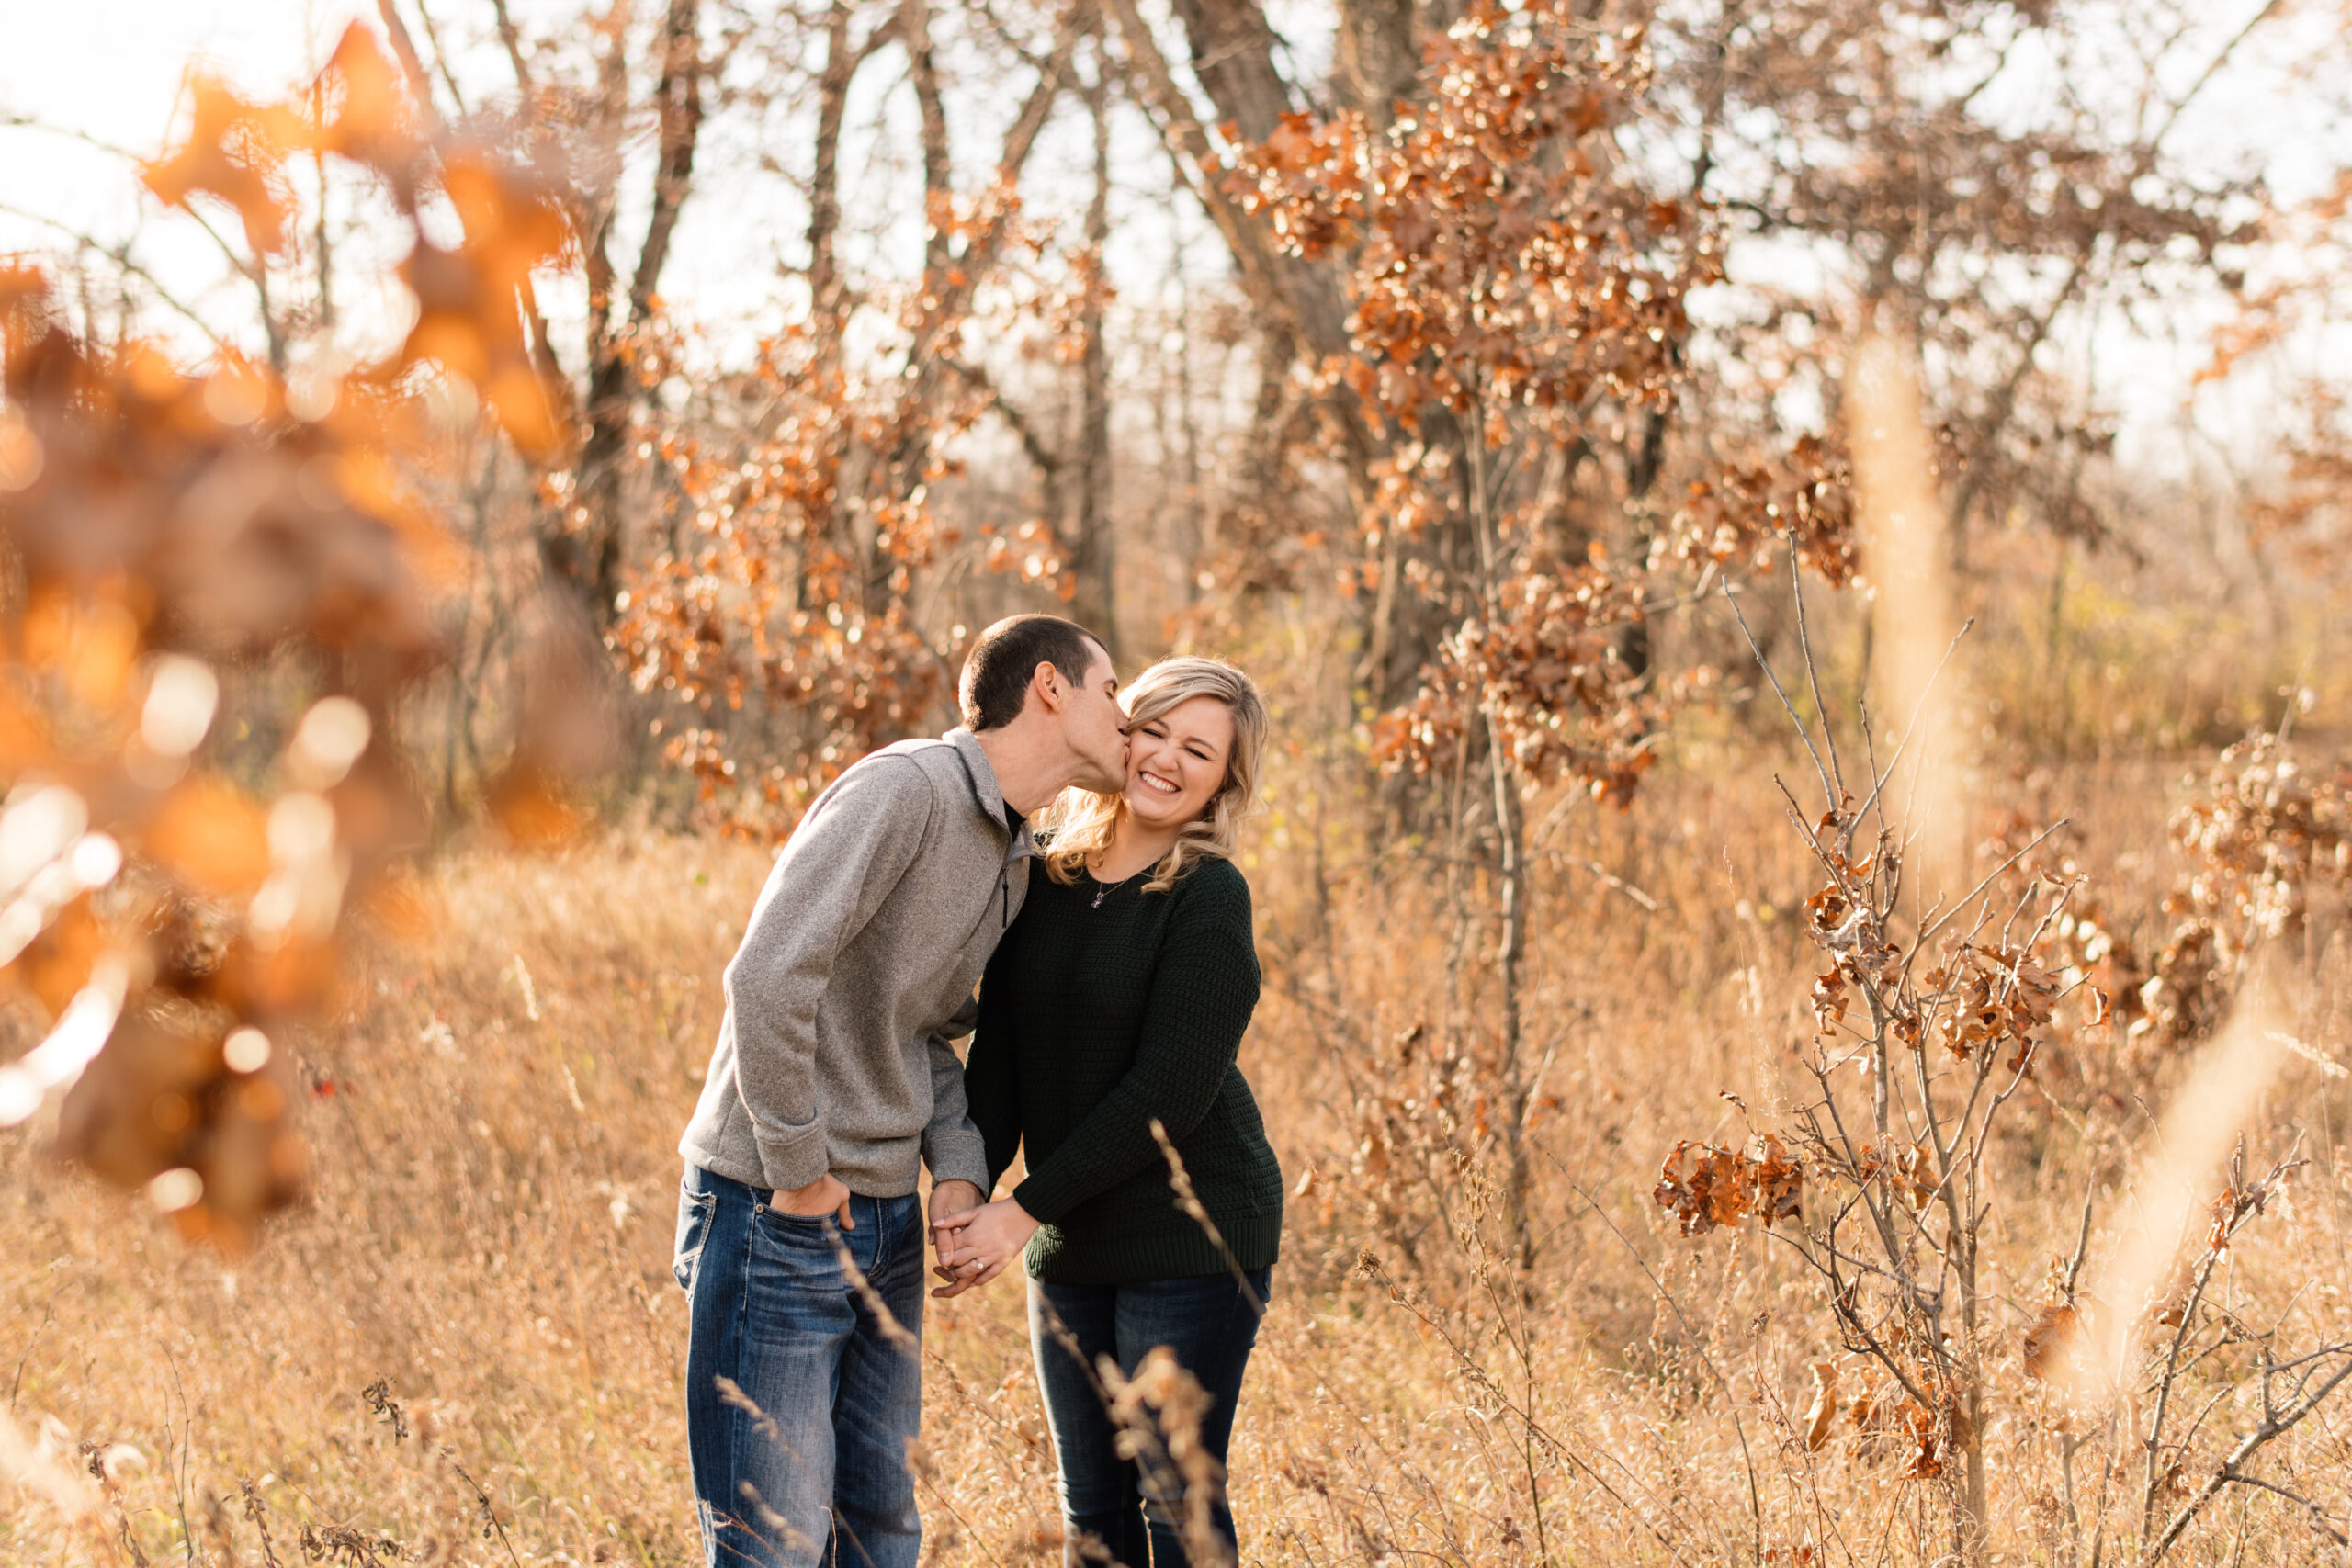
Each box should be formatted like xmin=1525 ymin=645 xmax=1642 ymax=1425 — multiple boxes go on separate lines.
xmin=1723 ymin=581 xmax=1836 ymax=807
xmin=1916 ymin=818 xmax=2072 ymax=950
xmin=1851 ymin=619 xmax=1975 ymax=833
xmin=1786 ymin=536 xmax=1847 ymax=801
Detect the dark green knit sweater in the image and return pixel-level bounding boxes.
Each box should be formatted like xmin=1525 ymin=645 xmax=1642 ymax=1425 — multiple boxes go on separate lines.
xmin=965 ymin=854 xmax=1283 ymax=1285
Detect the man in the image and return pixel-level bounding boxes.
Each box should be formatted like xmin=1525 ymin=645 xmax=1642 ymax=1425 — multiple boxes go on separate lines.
xmin=673 ymin=614 xmax=1126 ymax=1568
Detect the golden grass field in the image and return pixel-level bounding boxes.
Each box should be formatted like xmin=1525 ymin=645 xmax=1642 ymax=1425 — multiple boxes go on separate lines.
xmin=5 ymin=715 xmax=2351 ymax=1566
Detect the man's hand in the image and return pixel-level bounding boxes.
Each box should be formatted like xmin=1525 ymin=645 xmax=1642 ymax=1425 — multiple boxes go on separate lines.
xmin=927 ymin=1179 xmax=985 ymax=1293
xmin=774 ymin=1172 xmax=854 ymax=1229
xmin=929 ymin=1179 xmax=984 ymax=1228
xmin=930 ymin=1198 xmax=1039 ymax=1298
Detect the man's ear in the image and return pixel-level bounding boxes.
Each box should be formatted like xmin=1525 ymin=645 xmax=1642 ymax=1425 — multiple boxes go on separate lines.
xmin=1031 ymin=660 xmax=1068 ymax=714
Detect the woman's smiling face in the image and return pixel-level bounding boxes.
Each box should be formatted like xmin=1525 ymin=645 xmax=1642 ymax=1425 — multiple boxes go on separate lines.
xmin=1122 ymin=694 xmax=1236 ymax=831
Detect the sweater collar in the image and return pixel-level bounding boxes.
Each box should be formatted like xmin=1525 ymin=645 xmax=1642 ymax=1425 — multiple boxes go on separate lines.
xmin=947 ymin=727 xmax=1036 ymax=866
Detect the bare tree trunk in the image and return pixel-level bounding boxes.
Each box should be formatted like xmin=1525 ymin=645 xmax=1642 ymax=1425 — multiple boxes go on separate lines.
xmin=889 ymin=0 xmax=961 ymax=616
xmin=1099 ymin=0 xmax=1351 ymax=361
xmin=1227 ymin=326 xmax=1296 ymax=590
xmin=903 ymin=0 xmax=954 ymax=289
xmin=311 ymin=72 xmax=335 ymax=334
xmin=1487 ymin=711 xmax=1533 ymax=1264
xmin=1467 ymin=412 xmax=1532 ymax=1264
xmin=1066 ymin=64 xmax=1118 ymax=649
xmin=1334 ymin=0 xmax=1418 ymax=126
xmin=1160 ymin=0 xmax=1292 ymax=139
xmin=884 ymin=3 xmax=1088 ymax=494
xmin=1170 ymin=255 xmax=1204 ymax=607
xmin=532 ymin=1 xmax=630 ymax=616
xmin=630 ymin=0 xmax=707 ymax=328
xmin=808 ymin=0 xmax=857 ymax=355
xmin=547 ymin=0 xmax=705 ymax=628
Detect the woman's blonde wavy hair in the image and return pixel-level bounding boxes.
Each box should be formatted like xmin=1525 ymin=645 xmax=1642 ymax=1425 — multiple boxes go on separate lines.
xmin=1036 ymin=656 xmax=1268 ymax=895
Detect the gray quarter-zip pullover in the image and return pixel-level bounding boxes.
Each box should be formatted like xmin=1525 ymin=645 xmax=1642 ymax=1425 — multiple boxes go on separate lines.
xmin=678 ymin=728 xmax=1033 ymax=1197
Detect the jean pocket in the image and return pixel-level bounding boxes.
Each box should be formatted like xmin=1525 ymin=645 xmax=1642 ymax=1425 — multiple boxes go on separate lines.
xmin=673 ymin=1185 xmax=718 ymax=1293
xmin=757 ymin=1203 xmax=837 ymax=1241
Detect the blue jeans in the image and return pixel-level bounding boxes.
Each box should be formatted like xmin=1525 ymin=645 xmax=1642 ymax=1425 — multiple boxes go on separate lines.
xmin=1028 ymin=1269 xmax=1272 ymax=1568
xmin=674 ymin=1167 xmax=925 ymax=1568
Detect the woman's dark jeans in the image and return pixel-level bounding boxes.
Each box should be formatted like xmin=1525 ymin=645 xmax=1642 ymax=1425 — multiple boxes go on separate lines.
xmin=1028 ymin=1269 xmax=1273 ymax=1567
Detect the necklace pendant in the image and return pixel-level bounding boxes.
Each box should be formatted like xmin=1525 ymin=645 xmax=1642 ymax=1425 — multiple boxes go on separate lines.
xmin=1091 ymin=886 xmax=1108 ymax=908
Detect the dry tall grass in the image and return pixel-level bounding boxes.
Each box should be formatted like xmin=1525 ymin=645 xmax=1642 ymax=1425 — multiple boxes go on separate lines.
xmin=5 ymin=705 xmax=2351 ymax=1564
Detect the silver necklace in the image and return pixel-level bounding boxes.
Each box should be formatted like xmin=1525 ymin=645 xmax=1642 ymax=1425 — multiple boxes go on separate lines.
xmin=1090 ymin=866 xmax=1142 ymax=908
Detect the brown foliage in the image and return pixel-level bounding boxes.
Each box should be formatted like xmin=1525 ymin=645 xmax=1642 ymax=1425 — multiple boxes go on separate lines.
xmin=609 ymin=330 xmax=973 ymax=823
xmin=1370 ymin=552 xmax=1659 ymax=801
xmin=1662 ymin=434 xmax=1860 ymax=590
xmin=1237 ymin=12 xmax=1709 ymax=432
xmin=1651 ymin=1132 xmax=1803 ymax=1236
xmin=2120 ymin=731 xmax=2352 ymax=1055
xmin=0 ymin=271 xmax=435 ymax=1247
xmin=1925 ymin=945 xmax=2060 ymax=1066
xmin=2168 ymin=732 xmax=2352 ymax=942
xmin=140 ymin=83 xmax=304 ymax=257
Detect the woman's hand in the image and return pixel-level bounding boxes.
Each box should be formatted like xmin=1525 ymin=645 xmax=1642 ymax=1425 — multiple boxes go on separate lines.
xmin=929 ymin=1198 xmax=1038 ymax=1297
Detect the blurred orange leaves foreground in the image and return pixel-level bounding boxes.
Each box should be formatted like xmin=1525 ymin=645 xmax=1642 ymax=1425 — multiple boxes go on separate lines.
xmin=0 ymin=24 xmax=582 ymax=1249
xmin=141 ymin=25 xmax=572 ymax=458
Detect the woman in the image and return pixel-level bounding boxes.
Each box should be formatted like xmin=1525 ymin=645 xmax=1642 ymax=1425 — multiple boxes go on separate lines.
xmin=936 ymin=656 xmax=1282 ymax=1568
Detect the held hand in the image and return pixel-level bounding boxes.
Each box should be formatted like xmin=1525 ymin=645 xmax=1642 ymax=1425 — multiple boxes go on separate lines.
xmin=929 ymin=1198 xmax=1038 ymax=1298
xmin=927 ymin=1179 xmax=986 ymax=1291
xmin=775 ymin=1172 xmax=854 ymax=1229
xmin=928 ymin=1179 xmax=984 ymax=1229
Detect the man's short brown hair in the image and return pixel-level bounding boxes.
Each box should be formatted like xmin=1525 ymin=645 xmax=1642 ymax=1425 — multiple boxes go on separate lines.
xmin=958 ymin=615 xmax=1107 ymax=731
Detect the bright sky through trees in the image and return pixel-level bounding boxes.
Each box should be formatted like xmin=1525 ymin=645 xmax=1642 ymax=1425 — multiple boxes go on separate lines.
xmin=3 ymin=0 xmax=2346 ymax=491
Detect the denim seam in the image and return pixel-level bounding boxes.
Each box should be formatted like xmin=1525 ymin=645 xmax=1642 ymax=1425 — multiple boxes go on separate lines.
xmin=725 ymin=1185 xmax=758 ymax=1543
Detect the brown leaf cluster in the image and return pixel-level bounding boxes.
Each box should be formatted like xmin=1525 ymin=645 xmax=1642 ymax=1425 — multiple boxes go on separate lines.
xmin=1804 ymin=875 xmax=1898 ymax=981
xmin=2244 ymin=380 xmax=2352 ymax=573
xmin=2205 ymin=1156 xmax=2290 ymax=1256
xmin=1651 ymin=1133 xmax=1803 ymax=1236
xmin=1924 ymin=944 xmax=2059 ymax=1066
xmin=1660 ymin=434 xmax=1860 ymax=588
xmin=1371 ymin=554 xmax=1658 ymax=802
xmin=2130 ymin=919 xmax=2228 ymax=1053
xmin=613 ymin=329 xmax=974 ymax=828
xmin=1795 ymin=822 xmax=1917 ymax=1049
xmin=1829 ymin=1371 xmax=1965 ymax=1482
xmin=2020 ymin=1302 xmax=2079 ymax=1384
xmin=2123 ymin=731 xmax=2352 ymax=1055
xmin=1238 ymin=5 xmax=1711 ymax=432
xmin=1849 ymin=1140 xmax=1939 ymax=1213
xmin=140 ymin=82 xmax=305 ymax=256
xmin=145 ymin=24 xmax=573 ymax=457
xmin=2168 ymin=732 xmax=2351 ymax=943
xmin=0 ymin=29 xmax=592 ymax=1244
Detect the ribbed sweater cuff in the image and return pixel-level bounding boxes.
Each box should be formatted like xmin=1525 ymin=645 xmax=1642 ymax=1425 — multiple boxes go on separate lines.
xmin=922 ymin=1125 xmax=991 ymax=1192
xmin=1010 ymin=1172 xmax=1075 ymax=1225
xmin=753 ymin=1117 xmax=830 ymax=1193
